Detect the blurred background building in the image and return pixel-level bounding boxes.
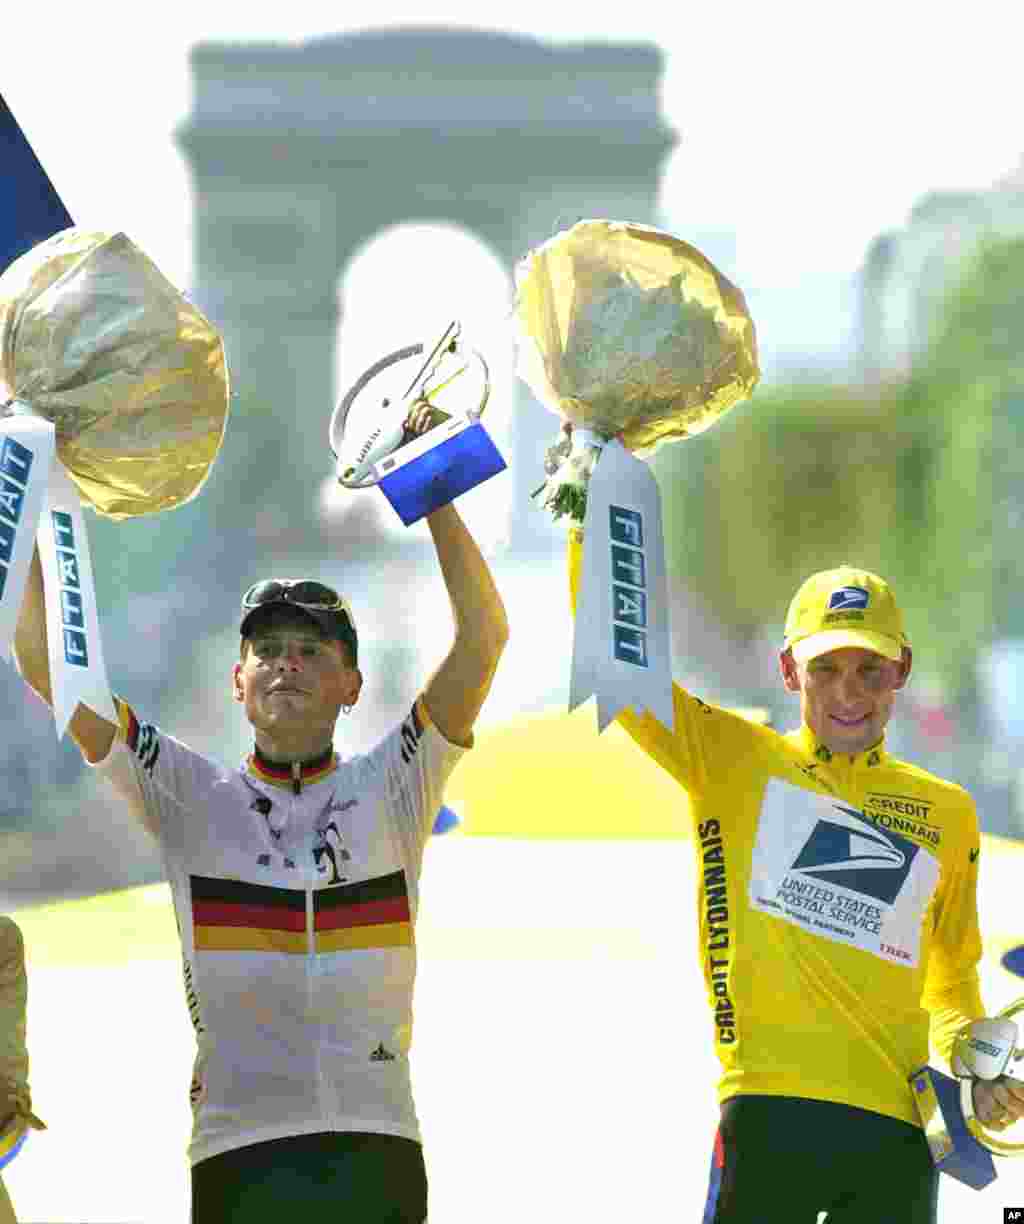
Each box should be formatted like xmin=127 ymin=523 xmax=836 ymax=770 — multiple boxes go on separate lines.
xmin=853 ymin=156 xmax=1024 ymax=838
xmin=857 ymin=156 xmax=1024 ymax=384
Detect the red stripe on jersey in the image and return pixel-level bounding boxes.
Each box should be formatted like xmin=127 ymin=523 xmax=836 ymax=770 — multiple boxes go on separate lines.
xmin=193 ymin=901 xmax=307 ymax=933
xmin=314 ymin=896 xmax=411 ymax=932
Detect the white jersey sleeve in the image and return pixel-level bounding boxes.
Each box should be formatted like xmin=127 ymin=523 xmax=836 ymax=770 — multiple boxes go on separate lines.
xmin=88 ymin=699 xmax=226 ymax=850
xmin=360 ymin=696 xmax=468 ymax=865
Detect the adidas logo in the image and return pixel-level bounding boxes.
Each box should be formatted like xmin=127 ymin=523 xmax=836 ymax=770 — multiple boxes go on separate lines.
xmin=370 ymin=1042 xmax=396 ymax=1062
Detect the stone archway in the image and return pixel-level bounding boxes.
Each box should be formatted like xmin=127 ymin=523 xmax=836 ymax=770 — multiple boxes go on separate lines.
xmin=176 ymin=26 xmax=676 ymax=556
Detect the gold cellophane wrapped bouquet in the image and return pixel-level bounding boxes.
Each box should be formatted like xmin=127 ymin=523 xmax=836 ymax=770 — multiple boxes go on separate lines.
xmin=513 ymin=219 xmax=759 ymax=521
xmin=0 ymin=228 xmax=229 ymax=519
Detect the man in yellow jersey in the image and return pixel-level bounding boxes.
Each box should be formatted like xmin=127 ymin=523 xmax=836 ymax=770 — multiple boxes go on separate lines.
xmin=567 ymin=516 xmax=1024 ymax=1223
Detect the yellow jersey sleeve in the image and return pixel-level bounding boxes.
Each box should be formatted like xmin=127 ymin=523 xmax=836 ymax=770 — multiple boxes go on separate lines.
xmin=919 ymin=795 xmax=984 ymax=1065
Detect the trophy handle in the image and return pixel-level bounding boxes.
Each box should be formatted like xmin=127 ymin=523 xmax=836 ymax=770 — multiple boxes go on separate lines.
xmin=331 ymin=322 xmax=490 ymax=489
xmin=959 ymin=997 xmax=1024 ymax=1156
xmin=330 ymin=343 xmax=422 ymax=489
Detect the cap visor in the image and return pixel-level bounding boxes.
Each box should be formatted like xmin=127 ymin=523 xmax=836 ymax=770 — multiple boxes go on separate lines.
xmin=790 ymin=629 xmax=903 ymax=664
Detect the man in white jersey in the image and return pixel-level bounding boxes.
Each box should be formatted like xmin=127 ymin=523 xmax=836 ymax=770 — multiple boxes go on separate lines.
xmin=13 ymin=495 xmax=508 ymax=1223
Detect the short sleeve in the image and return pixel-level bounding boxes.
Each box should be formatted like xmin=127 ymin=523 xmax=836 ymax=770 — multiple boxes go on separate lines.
xmin=88 ymin=698 xmax=223 ymax=848
xmin=363 ymin=697 xmax=467 ymax=863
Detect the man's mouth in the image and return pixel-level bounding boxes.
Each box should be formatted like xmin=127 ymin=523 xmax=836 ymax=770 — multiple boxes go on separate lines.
xmin=830 ymin=712 xmax=869 ymax=727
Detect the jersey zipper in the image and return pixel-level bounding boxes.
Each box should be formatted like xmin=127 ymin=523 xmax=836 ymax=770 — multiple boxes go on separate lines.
xmin=301 ymin=812 xmax=330 ymax=1132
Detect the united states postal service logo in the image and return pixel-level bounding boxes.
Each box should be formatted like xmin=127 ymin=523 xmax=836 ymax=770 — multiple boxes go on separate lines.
xmin=792 ymin=805 xmax=915 ymax=905
xmin=828 ymin=586 xmax=870 ymax=611
xmin=748 ymin=779 xmax=940 ymax=966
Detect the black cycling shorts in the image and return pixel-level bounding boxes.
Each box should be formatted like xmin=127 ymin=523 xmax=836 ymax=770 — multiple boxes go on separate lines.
xmin=703 ymin=1095 xmax=939 ymax=1224
xmin=191 ymin=1131 xmax=427 ymax=1224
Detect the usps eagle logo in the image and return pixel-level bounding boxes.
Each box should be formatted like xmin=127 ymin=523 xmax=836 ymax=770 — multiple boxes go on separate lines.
xmin=827 ymin=586 xmax=869 ymax=611
xmin=792 ymin=804 xmax=919 ymax=905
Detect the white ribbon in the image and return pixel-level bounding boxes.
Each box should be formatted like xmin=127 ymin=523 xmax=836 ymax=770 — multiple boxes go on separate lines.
xmin=0 ymin=413 xmax=53 ymax=660
xmin=569 ymin=436 xmax=675 ymax=733
xmin=0 ymin=406 xmax=115 ymax=737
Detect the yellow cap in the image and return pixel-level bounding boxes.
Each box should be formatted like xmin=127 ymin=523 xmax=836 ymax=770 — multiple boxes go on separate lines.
xmin=783 ymin=566 xmax=908 ymax=664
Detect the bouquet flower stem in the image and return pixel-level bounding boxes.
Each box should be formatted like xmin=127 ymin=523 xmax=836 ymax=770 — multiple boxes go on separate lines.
xmin=532 ymin=427 xmax=607 ymax=524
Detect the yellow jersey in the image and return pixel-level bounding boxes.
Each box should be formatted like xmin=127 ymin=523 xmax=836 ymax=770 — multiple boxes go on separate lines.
xmin=569 ymin=529 xmax=984 ymax=1125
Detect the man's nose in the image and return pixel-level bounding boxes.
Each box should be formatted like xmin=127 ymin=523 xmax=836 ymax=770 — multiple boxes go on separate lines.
xmin=275 ymin=648 xmax=304 ymax=668
xmin=836 ymin=670 xmax=865 ymax=703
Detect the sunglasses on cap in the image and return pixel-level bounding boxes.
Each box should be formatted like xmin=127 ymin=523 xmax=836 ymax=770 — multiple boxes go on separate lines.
xmin=241 ymin=580 xmax=358 ymax=663
xmin=242 ymin=579 xmax=353 ymax=615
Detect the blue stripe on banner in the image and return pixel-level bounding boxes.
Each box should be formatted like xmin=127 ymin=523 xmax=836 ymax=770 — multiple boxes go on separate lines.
xmin=432 ymin=805 xmax=459 ymax=834
xmin=0 ymin=1125 xmax=27 ymax=1171
xmin=0 ymin=92 xmax=74 ymax=275
xmin=702 ymin=1127 xmax=724 ymax=1224
xmin=1003 ymin=945 xmax=1024 ymax=979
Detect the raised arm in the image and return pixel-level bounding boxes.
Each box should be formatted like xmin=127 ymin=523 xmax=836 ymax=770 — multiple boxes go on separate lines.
xmin=567 ymin=523 xmax=707 ymax=790
xmin=420 ymin=503 xmax=509 ymax=746
xmin=13 ymin=543 xmax=116 ymax=764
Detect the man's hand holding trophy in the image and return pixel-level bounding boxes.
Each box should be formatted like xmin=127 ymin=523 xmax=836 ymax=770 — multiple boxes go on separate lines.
xmin=953 ymin=999 xmax=1024 ymax=1148
xmin=909 ymin=996 xmax=1024 ymax=1190
xmin=331 ymin=319 xmax=504 ymax=526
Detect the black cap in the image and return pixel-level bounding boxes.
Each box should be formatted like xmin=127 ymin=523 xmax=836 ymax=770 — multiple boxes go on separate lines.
xmin=239 ymin=580 xmax=358 ymax=665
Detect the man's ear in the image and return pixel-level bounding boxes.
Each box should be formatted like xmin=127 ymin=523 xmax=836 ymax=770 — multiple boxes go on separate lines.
xmin=232 ymin=661 xmax=245 ymax=704
xmin=779 ymin=648 xmax=801 ymax=693
xmin=346 ymin=667 xmax=364 ymax=708
xmin=893 ymin=646 xmax=913 ymax=691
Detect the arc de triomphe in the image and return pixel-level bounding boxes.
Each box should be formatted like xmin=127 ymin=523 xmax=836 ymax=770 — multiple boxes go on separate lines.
xmin=177 ymin=27 xmax=676 ymax=556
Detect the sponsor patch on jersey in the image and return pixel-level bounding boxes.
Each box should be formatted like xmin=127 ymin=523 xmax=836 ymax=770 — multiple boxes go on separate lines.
xmin=748 ymin=779 xmax=940 ymax=966
xmin=828 ymin=586 xmax=870 ymax=611
xmin=313 ymin=819 xmax=352 ymax=885
xmin=863 ymin=792 xmax=941 ymax=847
xmin=791 ymin=805 xmax=917 ymax=904
xmin=314 ymin=870 xmax=412 ymax=953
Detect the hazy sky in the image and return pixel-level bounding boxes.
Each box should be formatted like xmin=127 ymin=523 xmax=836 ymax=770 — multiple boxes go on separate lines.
xmin=5 ymin=2 xmax=1022 ymax=372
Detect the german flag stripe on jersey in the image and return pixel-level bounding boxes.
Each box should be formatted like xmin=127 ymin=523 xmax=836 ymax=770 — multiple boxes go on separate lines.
xmin=191 ymin=875 xmax=308 ymax=955
xmin=246 ymin=744 xmax=336 ymax=790
xmin=113 ymin=696 xmax=160 ymax=773
xmin=314 ymin=870 xmax=412 ymax=953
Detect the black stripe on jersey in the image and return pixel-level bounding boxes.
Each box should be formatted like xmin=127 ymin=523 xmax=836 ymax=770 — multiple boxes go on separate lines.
xmin=190 ymin=874 xmax=307 ymax=912
xmin=400 ymin=704 xmax=423 ymax=764
xmin=139 ymin=726 xmax=160 ymax=774
xmin=313 ymin=870 xmax=408 ymax=914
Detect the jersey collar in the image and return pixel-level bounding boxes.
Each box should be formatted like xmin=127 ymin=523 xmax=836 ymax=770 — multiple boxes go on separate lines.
xmin=791 ymin=722 xmax=888 ymax=771
xmin=246 ymin=744 xmax=338 ymax=793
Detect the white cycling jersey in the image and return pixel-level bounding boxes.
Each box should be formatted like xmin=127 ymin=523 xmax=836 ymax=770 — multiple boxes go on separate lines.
xmin=92 ymin=697 xmax=465 ymax=1167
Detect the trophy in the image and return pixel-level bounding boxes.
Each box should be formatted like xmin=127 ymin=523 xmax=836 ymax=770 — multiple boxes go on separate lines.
xmin=331 ymin=320 xmax=505 ymax=525
xmin=513 ymin=219 xmax=759 ymax=731
xmin=910 ymin=997 xmax=1024 ymax=1189
xmin=0 ymin=95 xmax=229 ymax=736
